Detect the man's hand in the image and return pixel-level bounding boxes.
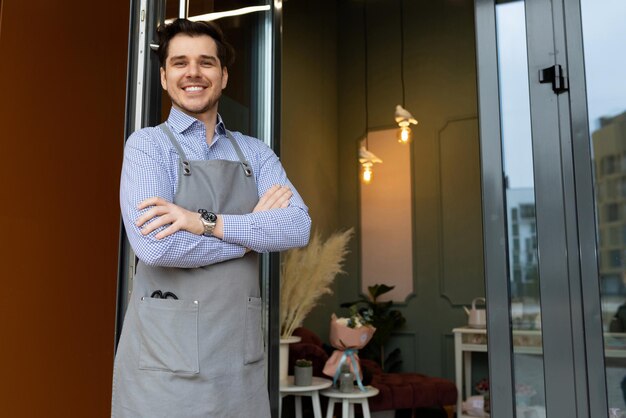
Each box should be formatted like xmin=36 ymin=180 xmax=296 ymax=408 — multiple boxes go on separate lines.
xmin=253 ymin=185 xmax=292 ymax=213
xmin=135 ymin=186 xmax=291 ymax=241
xmin=136 ymin=197 xmax=203 ymax=240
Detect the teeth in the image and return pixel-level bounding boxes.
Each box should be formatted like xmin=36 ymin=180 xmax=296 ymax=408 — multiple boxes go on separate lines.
xmin=185 ymin=86 xmax=203 ymax=92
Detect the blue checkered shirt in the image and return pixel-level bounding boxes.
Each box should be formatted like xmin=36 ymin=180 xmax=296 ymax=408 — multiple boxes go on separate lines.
xmin=120 ymin=107 xmax=311 ymax=268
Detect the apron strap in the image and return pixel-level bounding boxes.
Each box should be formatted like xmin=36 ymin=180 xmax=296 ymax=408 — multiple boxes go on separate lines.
xmin=225 ymin=131 xmax=253 ymax=177
xmin=158 ymin=123 xmax=252 ymax=178
xmin=159 ymin=123 xmax=193 ymax=176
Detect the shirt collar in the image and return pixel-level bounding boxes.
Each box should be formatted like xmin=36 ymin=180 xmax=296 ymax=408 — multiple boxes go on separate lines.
xmin=166 ymin=106 xmax=227 ymax=137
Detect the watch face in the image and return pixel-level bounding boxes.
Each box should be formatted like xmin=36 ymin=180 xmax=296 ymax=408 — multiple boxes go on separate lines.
xmin=199 ymin=209 xmax=217 ymax=223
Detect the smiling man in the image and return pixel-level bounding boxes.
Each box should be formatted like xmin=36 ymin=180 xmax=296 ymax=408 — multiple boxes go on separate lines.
xmin=112 ymin=19 xmax=311 ymax=418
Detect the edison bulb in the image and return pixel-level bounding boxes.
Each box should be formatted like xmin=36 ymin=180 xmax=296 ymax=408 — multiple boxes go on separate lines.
xmin=397 ymin=125 xmax=412 ymax=144
xmin=361 ymin=162 xmax=373 ymax=185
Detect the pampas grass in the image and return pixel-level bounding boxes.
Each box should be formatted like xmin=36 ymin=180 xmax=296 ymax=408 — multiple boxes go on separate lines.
xmin=280 ymin=228 xmax=354 ymax=338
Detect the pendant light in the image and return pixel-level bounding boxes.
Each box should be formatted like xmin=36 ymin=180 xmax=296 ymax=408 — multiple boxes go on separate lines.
xmin=359 ymin=0 xmax=382 ymax=185
xmin=394 ymin=0 xmax=417 ymax=144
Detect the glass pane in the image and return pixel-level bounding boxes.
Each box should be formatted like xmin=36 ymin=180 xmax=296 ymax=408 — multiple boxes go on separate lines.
xmin=581 ymin=0 xmax=626 ymax=414
xmin=496 ymin=1 xmax=547 ymax=415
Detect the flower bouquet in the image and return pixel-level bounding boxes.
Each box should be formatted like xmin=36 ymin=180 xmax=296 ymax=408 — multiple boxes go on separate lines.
xmin=323 ymin=312 xmax=376 ymax=391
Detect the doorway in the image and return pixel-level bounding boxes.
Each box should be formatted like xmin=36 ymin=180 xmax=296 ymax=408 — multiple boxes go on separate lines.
xmin=121 ymin=0 xmax=626 ymax=416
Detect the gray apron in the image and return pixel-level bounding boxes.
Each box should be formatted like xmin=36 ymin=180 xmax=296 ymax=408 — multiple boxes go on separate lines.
xmin=112 ymin=123 xmax=270 ymax=418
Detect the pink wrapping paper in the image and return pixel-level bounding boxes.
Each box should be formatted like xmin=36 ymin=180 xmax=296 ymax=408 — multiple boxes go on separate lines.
xmin=322 ymin=314 xmax=376 ymax=379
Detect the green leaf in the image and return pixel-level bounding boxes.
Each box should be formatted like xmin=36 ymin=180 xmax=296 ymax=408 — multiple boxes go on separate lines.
xmin=367 ymin=284 xmax=395 ymax=301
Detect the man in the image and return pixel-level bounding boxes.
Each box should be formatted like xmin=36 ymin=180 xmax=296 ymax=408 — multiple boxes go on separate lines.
xmin=112 ymin=19 xmax=311 ymax=417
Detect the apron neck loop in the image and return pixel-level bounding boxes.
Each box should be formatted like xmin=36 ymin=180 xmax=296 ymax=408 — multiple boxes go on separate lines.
xmin=226 ymin=131 xmax=253 ymax=177
xmin=159 ymin=123 xmax=192 ymax=176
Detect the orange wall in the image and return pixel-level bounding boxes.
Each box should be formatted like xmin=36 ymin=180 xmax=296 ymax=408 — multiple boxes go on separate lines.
xmin=0 ymin=1 xmax=129 ymax=416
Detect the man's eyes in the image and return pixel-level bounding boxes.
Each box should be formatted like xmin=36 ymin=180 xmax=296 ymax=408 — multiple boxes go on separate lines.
xmin=170 ymin=60 xmax=213 ymax=67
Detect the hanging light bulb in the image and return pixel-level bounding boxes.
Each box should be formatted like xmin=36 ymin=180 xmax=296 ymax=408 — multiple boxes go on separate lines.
xmin=397 ymin=121 xmax=413 ymax=144
xmin=395 ymin=105 xmax=417 ymax=145
xmin=361 ymin=161 xmax=374 ymax=185
xmin=359 ymin=143 xmax=382 ymax=185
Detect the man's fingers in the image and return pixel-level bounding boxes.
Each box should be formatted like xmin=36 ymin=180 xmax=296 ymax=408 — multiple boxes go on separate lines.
xmin=254 ymin=186 xmax=292 ymax=212
xmin=135 ymin=209 xmax=161 ymax=228
xmin=256 ymin=185 xmax=280 ymax=207
xmin=277 ymin=191 xmax=292 ymax=208
xmin=135 ymin=205 xmax=170 ymax=227
xmin=137 ymin=196 xmax=168 ymax=210
xmin=140 ymin=215 xmax=172 ymax=235
xmin=264 ymin=187 xmax=291 ymax=209
xmin=253 ymin=185 xmax=280 ymax=212
xmin=155 ymin=223 xmax=181 ymax=240
xmin=271 ymin=189 xmax=292 ymax=209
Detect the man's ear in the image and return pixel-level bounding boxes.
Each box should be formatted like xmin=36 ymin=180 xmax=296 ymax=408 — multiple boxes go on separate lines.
xmin=221 ymin=67 xmax=229 ymax=89
xmin=160 ymin=66 xmax=167 ymax=91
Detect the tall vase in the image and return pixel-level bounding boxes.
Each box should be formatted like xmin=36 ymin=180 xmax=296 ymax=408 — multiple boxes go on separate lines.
xmin=279 ymin=336 xmax=301 ymax=384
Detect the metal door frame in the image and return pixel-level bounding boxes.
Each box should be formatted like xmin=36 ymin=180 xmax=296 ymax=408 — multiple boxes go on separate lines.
xmin=563 ymin=0 xmax=609 ymax=414
xmin=475 ymin=0 xmax=608 ymax=416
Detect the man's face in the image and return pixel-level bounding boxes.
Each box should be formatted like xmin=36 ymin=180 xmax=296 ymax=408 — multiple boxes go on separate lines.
xmin=160 ymin=34 xmax=228 ymax=120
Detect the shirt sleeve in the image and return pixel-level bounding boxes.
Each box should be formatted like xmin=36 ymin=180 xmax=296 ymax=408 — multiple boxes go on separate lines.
xmin=221 ymin=141 xmax=311 ymax=252
xmin=119 ymin=130 xmax=247 ymax=268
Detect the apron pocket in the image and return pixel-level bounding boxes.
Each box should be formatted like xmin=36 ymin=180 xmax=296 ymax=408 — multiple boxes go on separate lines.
xmin=138 ymin=297 xmax=200 ymax=374
xmin=244 ymin=296 xmax=264 ymax=365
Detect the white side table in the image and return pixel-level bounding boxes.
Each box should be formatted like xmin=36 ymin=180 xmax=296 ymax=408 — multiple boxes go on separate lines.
xmin=279 ymin=376 xmax=333 ymax=418
xmin=321 ymin=386 xmax=380 ymax=418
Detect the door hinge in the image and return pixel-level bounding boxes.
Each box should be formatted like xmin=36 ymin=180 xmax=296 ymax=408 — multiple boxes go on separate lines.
xmin=539 ymin=64 xmax=569 ymax=94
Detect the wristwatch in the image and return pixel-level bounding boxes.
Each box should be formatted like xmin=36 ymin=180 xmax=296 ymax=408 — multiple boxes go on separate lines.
xmin=198 ymin=209 xmax=218 ymax=236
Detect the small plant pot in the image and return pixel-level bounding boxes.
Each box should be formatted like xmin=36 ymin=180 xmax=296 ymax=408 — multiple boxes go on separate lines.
xmin=294 ymin=366 xmax=313 ymax=386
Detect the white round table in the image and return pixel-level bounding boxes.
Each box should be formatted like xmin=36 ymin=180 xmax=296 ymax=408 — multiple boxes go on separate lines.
xmin=321 ymin=386 xmax=380 ymax=418
xmin=279 ymin=376 xmax=333 ymax=418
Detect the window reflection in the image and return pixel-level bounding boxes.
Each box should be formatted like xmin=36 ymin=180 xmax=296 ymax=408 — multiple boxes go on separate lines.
xmin=581 ymin=0 xmax=626 ymax=412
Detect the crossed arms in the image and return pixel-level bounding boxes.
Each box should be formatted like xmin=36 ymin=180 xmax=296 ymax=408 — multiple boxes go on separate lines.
xmin=119 ymin=130 xmax=311 ymax=268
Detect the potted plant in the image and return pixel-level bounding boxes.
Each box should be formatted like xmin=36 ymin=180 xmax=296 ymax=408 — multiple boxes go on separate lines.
xmin=294 ymin=359 xmax=313 ymax=386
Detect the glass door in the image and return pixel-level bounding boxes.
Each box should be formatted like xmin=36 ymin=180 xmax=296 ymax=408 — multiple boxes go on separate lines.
xmin=476 ymin=0 xmax=611 ymax=416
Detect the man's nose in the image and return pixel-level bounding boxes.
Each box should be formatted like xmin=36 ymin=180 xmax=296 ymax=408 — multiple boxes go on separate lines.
xmin=186 ymin=62 xmax=201 ymax=77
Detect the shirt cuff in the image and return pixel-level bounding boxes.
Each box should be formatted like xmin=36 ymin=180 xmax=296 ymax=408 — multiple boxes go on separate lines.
xmin=216 ymin=238 xmax=248 ymax=260
xmin=221 ymin=213 xmax=257 ymax=246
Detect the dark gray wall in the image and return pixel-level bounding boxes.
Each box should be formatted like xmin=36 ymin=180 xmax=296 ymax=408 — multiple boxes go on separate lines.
xmin=282 ymin=0 xmax=341 ymax=340
xmin=283 ymin=0 xmax=484 ymax=380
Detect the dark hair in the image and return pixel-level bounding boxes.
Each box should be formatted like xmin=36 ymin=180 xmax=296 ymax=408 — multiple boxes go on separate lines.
xmin=156 ymin=19 xmax=235 ymax=69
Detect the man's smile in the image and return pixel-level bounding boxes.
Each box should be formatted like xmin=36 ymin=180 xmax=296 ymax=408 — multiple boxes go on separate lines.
xmin=182 ymin=85 xmax=207 ymax=92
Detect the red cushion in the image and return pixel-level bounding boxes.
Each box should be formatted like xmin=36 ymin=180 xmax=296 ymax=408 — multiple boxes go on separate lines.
xmin=368 ymin=373 xmax=457 ymax=412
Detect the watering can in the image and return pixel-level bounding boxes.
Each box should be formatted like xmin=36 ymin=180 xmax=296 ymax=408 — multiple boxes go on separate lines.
xmin=464 ymin=297 xmax=486 ymax=328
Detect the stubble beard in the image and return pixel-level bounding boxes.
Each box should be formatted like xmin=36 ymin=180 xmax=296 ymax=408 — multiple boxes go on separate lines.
xmin=170 ymin=83 xmax=223 ymax=118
